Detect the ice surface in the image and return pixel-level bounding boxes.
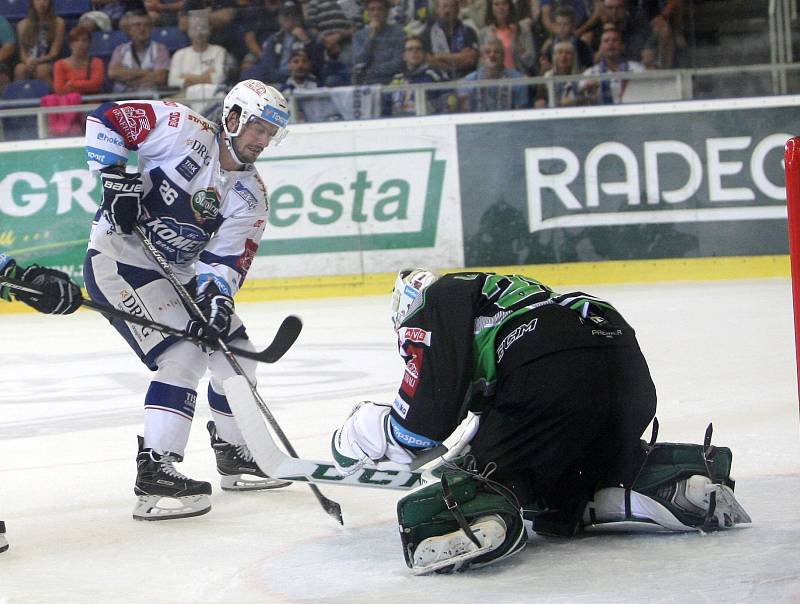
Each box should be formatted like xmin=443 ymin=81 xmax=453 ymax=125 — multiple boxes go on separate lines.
xmin=1 ymin=278 xmax=798 ymax=603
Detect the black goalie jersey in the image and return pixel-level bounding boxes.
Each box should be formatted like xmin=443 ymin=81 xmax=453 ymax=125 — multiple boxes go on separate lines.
xmin=389 ymin=272 xmax=639 ymax=451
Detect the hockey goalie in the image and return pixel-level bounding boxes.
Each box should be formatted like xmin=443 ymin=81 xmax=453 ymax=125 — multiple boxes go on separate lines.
xmin=331 ymin=269 xmax=751 ymax=575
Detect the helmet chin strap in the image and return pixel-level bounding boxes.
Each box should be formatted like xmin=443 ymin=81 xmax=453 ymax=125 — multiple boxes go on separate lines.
xmin=221 ymin=129 xmax=247 ymax=167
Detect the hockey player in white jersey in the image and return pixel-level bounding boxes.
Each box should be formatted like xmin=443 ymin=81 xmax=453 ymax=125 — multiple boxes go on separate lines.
xmin=83 ymin=80 xmax=291 ymax=521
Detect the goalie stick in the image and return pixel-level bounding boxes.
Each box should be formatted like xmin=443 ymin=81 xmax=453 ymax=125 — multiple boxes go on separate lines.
xmin=133 ymin=226 xmax=343 ymax=525
xmin=225 ymin=374 xmax=481 ymax=491
xmin=0 ymin=275 xmax=301 ymax=364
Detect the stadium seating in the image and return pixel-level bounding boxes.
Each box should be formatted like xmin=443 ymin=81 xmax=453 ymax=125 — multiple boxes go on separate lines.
xmin=0 ymin=0 xmax=28 ymax=20
xmin=90 ymin=30 xmax=129 ymax=59
xmin=54 ymin=0 xmax=90 ymax=17
xmin=152 ymin=26 xmax=189 ymax=53
xmin=1 ymin=79 xmax=52 ymax=141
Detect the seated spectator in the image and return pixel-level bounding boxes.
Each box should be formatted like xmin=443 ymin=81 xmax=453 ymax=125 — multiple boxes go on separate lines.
xmin=632 ymin=0 xmax=682 ymax=68
xmin=144 ymin=0 xmax=186 ymax=26
xmin=0 ymin=16 xmax=17 ymax=93
xmin=479 ymin=0 xmax=536 ymax=75
xmin=180 ymin=0 xmax=240 ymax=62
xmin=351 ymin=0 xmax=405 ymax=84
xmin=53 ymin=26 xmax=105 ymax=95
xmin=239 ymin=0 xmax=281 ymax=72
xmin=108 ymin=11 xmax=171 ymax=94
xmin=421 ymin=0 xmax=479 ymax=80
xmin=541 ymin=0 xmax=601 ymax=45
xmin=596 ymin=0 xmax=642 ymax=62
xmin=240 ymin=1 xmax=323 ymax=84
xmin=77 ymin=10 xmax=113 ymax=33
xmin=14 ymin=0 xmax=66 ymax=87
xmin=279 ymin=48 xmax=340 ymax=123
xmin=391 ymin=0 xmax=434 ymax=34
xmin=538 ymin=6 xmax=592 ymax=72
xmin=640 ymin=37 xmax=659 ymax=69
xmin=386 ymin=34 xmax=451 ymax=116
xmin=306 ymin=0 xmax=356 ymax=68
xmin=168 ymin=10 xmax=230 ymax=95
xmin=534 ymin=39 xmax=579 ymax=107
xmin=578 ymin=26 xmax=643 ymax=104
xmin=459 ymin=36 xmax=528 ymax=112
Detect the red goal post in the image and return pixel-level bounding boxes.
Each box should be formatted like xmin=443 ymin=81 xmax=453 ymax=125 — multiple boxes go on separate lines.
xmin=785 ymin=136 xmax=800 ymax=405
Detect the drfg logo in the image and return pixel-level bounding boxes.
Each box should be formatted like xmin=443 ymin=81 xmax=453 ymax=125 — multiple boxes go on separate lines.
xmin=524 ymin=133 xmax=791 ymax=232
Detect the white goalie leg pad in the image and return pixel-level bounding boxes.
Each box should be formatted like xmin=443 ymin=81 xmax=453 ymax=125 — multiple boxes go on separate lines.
xmin=412 ymin=514 xmax=513 ymax=575
xmin=132 ymin=494 xmax=211 ymax=521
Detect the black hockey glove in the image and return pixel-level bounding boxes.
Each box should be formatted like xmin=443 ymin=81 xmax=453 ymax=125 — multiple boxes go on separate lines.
xmin=186 ymin=281 xmax=235 ymax=347
xmin=100 ymin=168 xmax=143 ymax=234
xmin=16 ymin=264 xmax=83 ymax=315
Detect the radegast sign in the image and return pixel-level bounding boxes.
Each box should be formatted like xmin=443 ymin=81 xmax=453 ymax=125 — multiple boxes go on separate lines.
xmin=256 ymin=148 xmax=445 ymax=255
xmin=0 ymin=146 xmax=98 ymax=283
xmin=457 ymin=104 xmax=795 ymax=266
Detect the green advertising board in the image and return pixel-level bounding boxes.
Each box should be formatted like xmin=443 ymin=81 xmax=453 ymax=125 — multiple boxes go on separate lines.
xmin=0 ymin=145 xmax=98 ymax=283
xmin=457 ymin=106 xmax=794 ymax=267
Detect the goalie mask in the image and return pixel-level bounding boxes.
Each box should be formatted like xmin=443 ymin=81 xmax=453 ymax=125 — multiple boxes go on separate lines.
xmin=222 ymin=80 xmax=289 ymax=164
xmin=390 ymin=268 xmax=439 ymax=330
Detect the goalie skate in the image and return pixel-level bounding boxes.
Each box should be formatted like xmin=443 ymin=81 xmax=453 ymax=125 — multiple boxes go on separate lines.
xmin=0 ymin=520 xmax=8 ymax=553
xmin=668 ymin=474 xmax=752 ymax=529
xmin=133 ymin=436 xmax=212 ymax=521
xmin=412 ymin=515 xmax=507 ymax=575
xmin=207 ymin=421 xmax=292 ymax=491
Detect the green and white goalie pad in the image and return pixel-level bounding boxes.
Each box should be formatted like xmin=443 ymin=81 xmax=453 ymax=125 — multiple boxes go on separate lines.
xmin=584 ymin=428 xmax=751 ymax=533
xmin=397 ymin=470 xmax=526 ymax=575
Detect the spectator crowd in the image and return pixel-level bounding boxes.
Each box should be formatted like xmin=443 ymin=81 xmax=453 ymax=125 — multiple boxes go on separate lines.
xmin=0 ymin=0 xmax=685 ymax=128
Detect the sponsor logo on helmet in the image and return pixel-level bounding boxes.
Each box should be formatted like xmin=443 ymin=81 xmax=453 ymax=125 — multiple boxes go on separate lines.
xmin=191 ymin=188 xmax=221 ymax=221
xmin=243 ymin=80 xmax=268 ymax=96
xmin=261 ymin=106 xmax=289 ymax=129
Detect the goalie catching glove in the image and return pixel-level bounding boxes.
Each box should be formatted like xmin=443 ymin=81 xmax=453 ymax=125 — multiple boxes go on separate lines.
xmin=186 ymin=278 xmax=234 ymax=346
xmin=100 ymin=167 xmax=143 ymax=234
xmin=0 ymin=254 xmax=82 ymax=315
xmin=331 ymin=401 xmax=416 ymax=475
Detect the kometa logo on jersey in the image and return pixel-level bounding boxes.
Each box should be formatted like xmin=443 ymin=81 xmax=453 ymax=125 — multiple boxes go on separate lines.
xmin=108 ymin=103 xmax=155 ymax=147
xmin=191 ymin=188 xmax=220 ymax=222
xmin=143 ymin=216 xmax=208 ymax=264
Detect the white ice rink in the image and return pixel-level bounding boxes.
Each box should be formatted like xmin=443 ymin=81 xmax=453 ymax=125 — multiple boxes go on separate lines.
xmin=1 ymin=278 xmax=799 ymax=603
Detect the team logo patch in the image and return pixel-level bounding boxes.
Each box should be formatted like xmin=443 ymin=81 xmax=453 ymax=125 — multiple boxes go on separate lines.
xmin=191 ymin=188 xmax=220 ymax=221
xmin=176 ymin=156 xmax=201 ymax=181
xmin=400 ymin=344 xmax=424 ymax=397
xmin=143 ymin=216 xmax=209 ymax=264
xmin=233 ymin=181 xmax=259 ymax=210
xmin=236 ymin=239 xmax=259 ymax=274
xmin=107 ymin=103 xmax=155 ymax=147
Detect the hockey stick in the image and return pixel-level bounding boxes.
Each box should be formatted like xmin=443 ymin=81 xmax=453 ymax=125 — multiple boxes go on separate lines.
xmin=133 ymin=226 xmax=343 ymax=524
xmin=0 ymin=275 xmax=301 ymax=364
xmin=226 ymin=373 xmax=481 ymax=492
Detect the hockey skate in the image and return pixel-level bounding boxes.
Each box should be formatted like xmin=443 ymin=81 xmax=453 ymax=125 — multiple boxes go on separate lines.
xmin=657 ymin=474 xmax=752 ymax=529
xmin=133 ymin=436 xmax=212 ymax=521
xmin=0 ymin=520 xmax=8 ymax=553
xmin=412 ymin=515 xmax=510 ymax=575
xmin=207 ymin=421 xmax=292 ymax=491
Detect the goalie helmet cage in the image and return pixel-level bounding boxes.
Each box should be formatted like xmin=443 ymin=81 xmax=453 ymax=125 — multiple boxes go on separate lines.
xmin=784 ymin=136 xmax=800 ymax=409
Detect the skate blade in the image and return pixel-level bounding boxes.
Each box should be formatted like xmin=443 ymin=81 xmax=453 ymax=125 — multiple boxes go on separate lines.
xmin=412 ymin=516 xmax=506 ymax=575
xmin=706 ymin=485 xmax=752 ymax=529
xmin=132 ymin=494 xmax=211 ymax=521
xmin=220 ymin=474 xmax=292 ymax=491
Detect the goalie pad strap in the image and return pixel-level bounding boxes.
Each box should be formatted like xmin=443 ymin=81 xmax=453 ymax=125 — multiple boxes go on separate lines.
xmin=440 ymin=474 xmax=483 ymax=549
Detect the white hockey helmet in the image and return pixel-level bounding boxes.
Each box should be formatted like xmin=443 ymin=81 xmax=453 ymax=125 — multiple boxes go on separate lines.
xmin=390 ymin=268 xmax=440 ymax=330
xmin=222 ymin=79 xmax=290 ymax=158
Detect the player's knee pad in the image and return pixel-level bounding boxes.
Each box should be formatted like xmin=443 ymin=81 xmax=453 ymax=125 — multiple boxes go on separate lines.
xmin=397 ymin=469 xmax=526 ymax=575
xmin=208 ymin=337 xmax=257 ymax=386
xmin=154 ymin=340 xmax=207 ymax=389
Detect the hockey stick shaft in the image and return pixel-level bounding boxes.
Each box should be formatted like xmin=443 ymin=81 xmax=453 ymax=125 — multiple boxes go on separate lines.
xmin=0 ymin=275 xmax=298 ymax=364
xmin=133 ymin=226 xmax=343 ymax=523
